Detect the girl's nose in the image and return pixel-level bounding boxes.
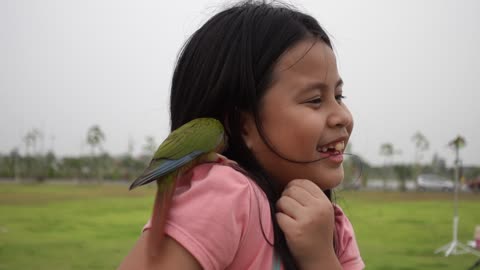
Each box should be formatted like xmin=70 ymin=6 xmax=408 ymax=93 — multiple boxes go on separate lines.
xmin=327 ymin=102 xmax=352 ymax=129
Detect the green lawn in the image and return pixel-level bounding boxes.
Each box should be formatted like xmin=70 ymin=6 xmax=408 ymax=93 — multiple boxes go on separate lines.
xmin=0 ymin=183 xmax=479 ymax=270
xmin=335 ymin=191 xmax=480 ymax=270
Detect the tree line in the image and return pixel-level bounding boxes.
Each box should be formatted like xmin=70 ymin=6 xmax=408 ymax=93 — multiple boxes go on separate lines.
xmin=340 ymin=133 xmax=479 ymax=191
xmin=0 ymin=126 xmax=156 ymax=182
xmin=1 ymin=127 xmax=479 ymax=190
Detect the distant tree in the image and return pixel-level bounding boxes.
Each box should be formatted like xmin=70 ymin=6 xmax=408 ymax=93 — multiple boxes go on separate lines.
xmin=142 ymin=136 xmax=157 ymax=156
xmin=411 ymin=131 xmax=429 ymax=180
xmin=448 ymin=135 xmax=466 ymax=183
xmin=86 ymin=125 xmax=105 ymax=156
xmin=59 ymin=157 xmax=85 ymax=180
xmin=380 ymin=143 xmax=394 ymax=160
xmin=448 ymin=136 xmax=466 ymax=152
xmin=23 ymin=128 xmax=43 ymax=156
xmin=355 ymin=154 xmax=371 ymax=188
xmin=86 ymin=125 xmax=106 ymax=182
xmin=22 ymin=129 xmax=45 ymax=181
xmin=127 ymin=136 xmax=135 ymax=156
xmin=431 ymin=152 xmax=447 ymax=176
xmin=380 ymin=143 xmax=393 ymax=190
xmin=23 ymin=133 xmax=33 ymax=157
xmin=411 ymin=131 xmax=429 ymax=163
xmin=379 ymin=143 xmax=401 ymax=190
xmin=9 ymin=148 xmax=21 ymax=181
xmin=342 ymin=143 xmax=355 ymax=189
xmin=393 ymin=164 xmax=412 ymax=192
xmin=45 ymin=151 xmax=57 ymax=178
xmin=124 ymin=136 xmax=135 ymax=179
xmin=342 ymin=143 xmax=367 ymax=189
xmin=380 ymin=143 xmax=403 ymax=163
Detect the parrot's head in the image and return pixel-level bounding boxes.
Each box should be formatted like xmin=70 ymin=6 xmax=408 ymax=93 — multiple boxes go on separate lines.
xmin=190 ymin=117 xmax=227 ymax=154
xmin=209 ymin=118 xmax=227 ymax=153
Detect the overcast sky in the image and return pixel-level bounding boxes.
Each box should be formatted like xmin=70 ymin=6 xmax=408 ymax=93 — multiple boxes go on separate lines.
xmin=1 ymin=0 xmax=479 ymax=166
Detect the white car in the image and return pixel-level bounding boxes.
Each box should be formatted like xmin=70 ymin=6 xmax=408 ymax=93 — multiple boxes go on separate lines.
xmin=417 ymin=174 xmax=454 ymax=192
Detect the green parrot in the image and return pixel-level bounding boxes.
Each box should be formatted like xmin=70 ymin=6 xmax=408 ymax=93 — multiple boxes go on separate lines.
xmin=129 ymin=117 xmax=226 ymax=256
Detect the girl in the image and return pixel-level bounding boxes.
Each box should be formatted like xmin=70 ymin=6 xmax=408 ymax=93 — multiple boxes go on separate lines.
xmin=118 ymin=1 xmax=364 ymax=269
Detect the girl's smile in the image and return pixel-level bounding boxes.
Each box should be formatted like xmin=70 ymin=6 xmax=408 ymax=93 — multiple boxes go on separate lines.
xmin=242 ymin=39 xmax=354 ymax=190
xmin=317 ymin=138 xmax=347 ymax=164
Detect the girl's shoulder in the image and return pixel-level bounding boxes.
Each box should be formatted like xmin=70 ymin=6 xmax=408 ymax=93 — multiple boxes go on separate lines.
xmin=170 ymin=155 xmax=261 ymax=211
xmin=144 ymin=156 xmax=275 ymax=270
xmin=333 ymin=205 xmax=365 ymax=270
xmin=177 ymin=154 xmax=254 ymax=194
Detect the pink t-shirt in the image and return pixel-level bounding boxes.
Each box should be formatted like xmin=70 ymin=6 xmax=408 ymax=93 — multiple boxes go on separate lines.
xmin=143 ymin=160 xmax=364 ymax=270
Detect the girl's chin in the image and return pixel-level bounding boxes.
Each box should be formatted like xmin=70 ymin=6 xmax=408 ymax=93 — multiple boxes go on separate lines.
xmin=314 ymin=172 xmax=344 ymax=190
xmin=274 ymin=166 xmax=344 ymax=189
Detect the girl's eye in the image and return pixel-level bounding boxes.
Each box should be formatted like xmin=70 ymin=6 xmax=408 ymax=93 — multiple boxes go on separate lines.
xmin=336 ymin=95 xmax=346 ymax=103
xmin=306 ymin=98 xmax=322 ymax=104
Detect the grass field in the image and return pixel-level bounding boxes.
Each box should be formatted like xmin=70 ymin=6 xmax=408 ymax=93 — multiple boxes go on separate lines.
xmin=1 ymin=182 xmax=479 ymax=270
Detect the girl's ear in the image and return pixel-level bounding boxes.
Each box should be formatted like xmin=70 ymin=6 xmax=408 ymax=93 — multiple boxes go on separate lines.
xmin=239 ymin=111 xmax=257 ymax=150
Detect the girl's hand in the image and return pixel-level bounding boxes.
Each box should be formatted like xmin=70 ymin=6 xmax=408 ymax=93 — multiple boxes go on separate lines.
xmin=275 ymin=179 xmax=341 ymax=269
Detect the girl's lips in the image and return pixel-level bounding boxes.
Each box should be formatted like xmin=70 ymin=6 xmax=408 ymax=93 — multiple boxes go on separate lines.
xmin=318 ymin=150 xmax=344 ymax=163
xmin=327 ymin=153 xmax=344 ymax=163
xmin=318 ymin=150 xmax=343 ymax=156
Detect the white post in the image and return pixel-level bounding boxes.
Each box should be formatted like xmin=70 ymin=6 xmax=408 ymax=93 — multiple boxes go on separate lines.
xmin=435 ymin=138 xmax=480 ymax=257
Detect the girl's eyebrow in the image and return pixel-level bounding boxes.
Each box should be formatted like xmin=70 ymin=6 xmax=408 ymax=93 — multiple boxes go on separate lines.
xmin=299 ymin=78 xmax=344 ymax=94
xmin=336 ymin=78 xmax=344 ymax=89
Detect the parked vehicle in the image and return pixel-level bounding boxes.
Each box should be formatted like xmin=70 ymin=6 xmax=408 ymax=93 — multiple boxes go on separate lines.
xmin=416 ymin=174 xmax=454 ymax=192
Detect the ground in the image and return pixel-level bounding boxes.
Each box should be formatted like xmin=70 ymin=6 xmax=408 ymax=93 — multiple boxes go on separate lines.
xmin=0 ymin=183 xmax=479 ymax=270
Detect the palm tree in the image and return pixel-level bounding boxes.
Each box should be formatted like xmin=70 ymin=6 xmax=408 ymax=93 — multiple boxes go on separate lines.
xmin=143 ymin=136 xmax=157 ymax=155
xmin=411 ymin=131 xmax=429 ymax=161
xmin=379 ymin=143 xmax=401 ymax=190
xmin=23 ymin=129 xmax=42 ymax=156
xmin=380 ymin=143 xmax=394 ymax=159
xmin=448 ymin=135 xmax=466 ymax=184
xmin=380 ymin=143 xmax=393 ymax=190
xmin=86 ymin=125 xmax=106 ymax=182
xmin=411 ymin=131 xmax=429 ymax=180
xmin=23 ymin=129 xmax=44 ymax=180
xmin=86 ymin=125 xmax=105 ymax=156
xmin=448 ymin=136 xmax=466 ymax=152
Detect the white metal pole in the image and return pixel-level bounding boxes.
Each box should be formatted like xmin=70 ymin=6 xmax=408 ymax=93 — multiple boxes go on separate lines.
xmin=435 ymin=137 xmax=480 ymax=257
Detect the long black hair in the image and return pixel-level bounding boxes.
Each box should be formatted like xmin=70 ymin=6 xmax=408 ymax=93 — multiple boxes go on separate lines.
xmin=170 ymin=1 xmax=333 ymax=269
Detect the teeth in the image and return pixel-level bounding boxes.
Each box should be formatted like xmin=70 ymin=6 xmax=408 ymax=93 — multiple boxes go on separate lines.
xmin=335 ymin=141 xmax=345 ymax=151
xmin=318 ymin=141 xmax=345 ymax=153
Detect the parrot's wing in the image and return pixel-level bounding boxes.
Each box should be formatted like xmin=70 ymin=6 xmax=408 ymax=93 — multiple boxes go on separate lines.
xmin=129 ymin=150 xmax=203 ymax=190
xmin=153 ymin=119 xmax=220 ymax=160
xmin=153 ymin=130 xmax=194 ymax=160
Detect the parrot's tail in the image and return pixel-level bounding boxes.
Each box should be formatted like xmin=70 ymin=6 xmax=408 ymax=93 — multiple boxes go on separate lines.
xmin=147 ymin=175 xmax=176 ymax=258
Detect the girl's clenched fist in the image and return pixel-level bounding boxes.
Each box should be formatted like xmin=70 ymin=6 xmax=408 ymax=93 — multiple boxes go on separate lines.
xmin=276 ymin=179 xmax=341 ymax=269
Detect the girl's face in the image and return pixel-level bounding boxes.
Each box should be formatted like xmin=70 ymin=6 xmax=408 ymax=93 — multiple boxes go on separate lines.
xmin=242 ymin=39 xmax=353 ymax=190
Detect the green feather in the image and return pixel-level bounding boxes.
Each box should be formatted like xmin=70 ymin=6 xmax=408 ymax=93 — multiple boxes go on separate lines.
xmin=129 ymin=118 xmax=225 ymax=189
xmin=152 ymin=118 xmax=225 ymax=160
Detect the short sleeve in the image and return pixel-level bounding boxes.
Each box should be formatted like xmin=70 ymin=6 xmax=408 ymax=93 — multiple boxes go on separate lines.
xmin=143 ymin=163 xmax=252 ymax=270
xmin=334 ymin=205 xmax=365 ymax=270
